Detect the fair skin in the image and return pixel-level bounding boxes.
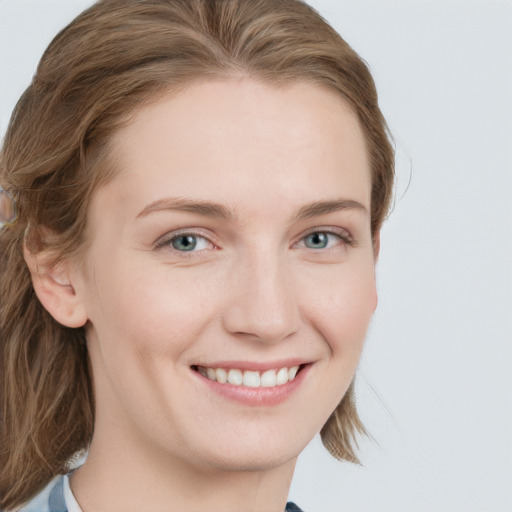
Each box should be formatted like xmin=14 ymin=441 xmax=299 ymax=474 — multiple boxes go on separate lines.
xmin=29 ymin=78 xmax=378 ymax=512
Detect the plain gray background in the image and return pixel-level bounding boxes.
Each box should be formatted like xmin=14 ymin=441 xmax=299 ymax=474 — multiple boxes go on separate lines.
xmin=1 ymin=1 xmax=511 ymax=511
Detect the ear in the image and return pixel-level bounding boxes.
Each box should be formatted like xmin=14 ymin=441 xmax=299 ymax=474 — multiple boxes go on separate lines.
xmin=23 ymin=245 xmax=88 ymax=328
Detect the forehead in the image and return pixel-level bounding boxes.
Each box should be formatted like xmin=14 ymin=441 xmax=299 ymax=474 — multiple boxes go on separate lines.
xmin=95 ymin=78 xmax=371 ymax=222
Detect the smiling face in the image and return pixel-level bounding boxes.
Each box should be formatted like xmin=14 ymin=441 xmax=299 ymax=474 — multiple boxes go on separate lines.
xmin=72 ymin=78 xmax=377 ymax=474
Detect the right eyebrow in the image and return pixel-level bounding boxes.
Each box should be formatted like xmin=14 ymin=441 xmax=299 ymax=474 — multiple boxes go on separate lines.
xmin=136 ymin=197 xmax=237 ymax=222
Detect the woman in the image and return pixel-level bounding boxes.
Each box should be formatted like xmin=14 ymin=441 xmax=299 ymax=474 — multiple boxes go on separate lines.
xmin=0 ymin=0 xmax=394 ymax=510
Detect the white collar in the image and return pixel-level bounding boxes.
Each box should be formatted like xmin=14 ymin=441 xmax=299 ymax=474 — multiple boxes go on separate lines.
xmin=63 ymin=474 xmax=84 ymax=512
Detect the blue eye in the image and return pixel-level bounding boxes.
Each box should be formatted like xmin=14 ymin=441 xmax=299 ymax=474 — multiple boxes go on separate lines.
xmin=171 ymin=235 xmax=196 ymax=251
xmin=304 ymin=232 xmax=330 ymax=249
xmin=169 ymin=234 xmax=210 ymax=252
xmin=301 ymin=231 xmax=348 ymax=250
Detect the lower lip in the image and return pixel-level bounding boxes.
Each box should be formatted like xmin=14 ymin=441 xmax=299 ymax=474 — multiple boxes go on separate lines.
xmin=192 ymin=364 xmax=311 ymax=406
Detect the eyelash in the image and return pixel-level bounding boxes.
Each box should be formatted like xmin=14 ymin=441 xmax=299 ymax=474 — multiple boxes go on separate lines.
xmin=295 ymin=229 xmax=354 ymax=250
xmin=154 ymin=230 xmax=216 ymax=254
xmin=155 ymin=228 xmax=355 ymax=256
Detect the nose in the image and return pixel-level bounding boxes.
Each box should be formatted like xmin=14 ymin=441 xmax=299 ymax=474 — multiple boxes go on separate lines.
xmin=222 ymin=249 xmax=301 ymax=344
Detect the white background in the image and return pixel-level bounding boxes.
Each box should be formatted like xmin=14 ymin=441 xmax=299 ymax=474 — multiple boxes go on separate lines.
xmin=1 ymin=1 xmax=510 ymax=511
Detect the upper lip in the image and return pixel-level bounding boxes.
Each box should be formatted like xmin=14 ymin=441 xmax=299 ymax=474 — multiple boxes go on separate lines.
xmin=192 ymin=358 xmax=312 ymax=371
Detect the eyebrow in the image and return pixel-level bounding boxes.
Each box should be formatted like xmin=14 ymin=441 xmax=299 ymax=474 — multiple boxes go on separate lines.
xmin=293 ymin=199 xmax=368 ymax=221
xmin=136 ymin=197 xmax=368 ymax=222
xmin=136 ymin=197 xmax=236 ymax=222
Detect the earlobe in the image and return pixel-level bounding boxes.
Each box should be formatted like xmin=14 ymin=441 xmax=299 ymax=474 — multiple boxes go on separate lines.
xmin=23 ymin=245 xmax=88 ymax=328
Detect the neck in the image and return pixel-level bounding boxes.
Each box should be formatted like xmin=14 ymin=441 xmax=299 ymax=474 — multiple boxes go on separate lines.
xmin=70 ymin=431 xmax=297 ymax=512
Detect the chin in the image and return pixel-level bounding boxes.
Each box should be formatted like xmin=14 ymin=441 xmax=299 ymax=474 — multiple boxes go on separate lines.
xmin=204 ymin=448 xmax=299 ymax=474
xmin=186 ymin=426 xmax=309 ymax=473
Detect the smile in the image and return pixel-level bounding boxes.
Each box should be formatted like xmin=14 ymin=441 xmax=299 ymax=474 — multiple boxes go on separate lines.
xmin=191 ymin=362 xmax=311 ymax=406
xmin=194 ymin=365 xmax=301 ymax=388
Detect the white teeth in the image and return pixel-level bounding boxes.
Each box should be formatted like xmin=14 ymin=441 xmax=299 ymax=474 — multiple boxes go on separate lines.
xmin=242 ymin=370 xmax=260 ymax=387
xmin=288 ymin=366 xmax=299 ymax=380
xmin=260 ymin=369 xmax=277 ymax=387
xmin=197 ymin=365 xmax=303 ymax=388
xmin=215 ymin=368 xmax=228 ymax=384
xmin=276 ymin=367 xmax=289 ymax=385
xmin=227 ymin=369 xmax=243 ymax=386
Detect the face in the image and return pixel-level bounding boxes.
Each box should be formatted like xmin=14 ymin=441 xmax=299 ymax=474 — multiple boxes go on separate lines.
xmin=73 ymin=78 xmax=377 ymax=473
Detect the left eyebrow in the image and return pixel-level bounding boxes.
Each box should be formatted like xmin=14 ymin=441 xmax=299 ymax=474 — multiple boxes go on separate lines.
xmin=293 ymin=199 xmax=368 ymax=222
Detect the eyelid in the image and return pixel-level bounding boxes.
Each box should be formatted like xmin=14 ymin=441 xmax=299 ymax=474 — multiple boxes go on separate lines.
xmin=154 ymin=228 xmax=217 ymax=252
xmin=294 ymin=226 xmax=355 ymax=248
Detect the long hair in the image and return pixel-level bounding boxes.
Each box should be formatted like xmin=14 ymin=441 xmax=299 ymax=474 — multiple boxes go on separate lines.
xmin=0 ymin=0 xmax=394 ymax=508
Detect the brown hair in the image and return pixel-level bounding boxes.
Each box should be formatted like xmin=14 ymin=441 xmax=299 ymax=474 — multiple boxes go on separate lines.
xmin=0 ymin=0 xmax=394 ymax=508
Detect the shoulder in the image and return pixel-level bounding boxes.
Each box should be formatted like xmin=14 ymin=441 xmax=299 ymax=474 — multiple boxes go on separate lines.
xmin=16 ymin=476 xmax=67 ymax=512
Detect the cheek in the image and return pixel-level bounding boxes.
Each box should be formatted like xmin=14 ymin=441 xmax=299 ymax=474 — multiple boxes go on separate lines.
xmin=92 ymin=260 xmax=220 ymax=360
xmin=300 ymin=263 xmax=377 ymax=355
xmin=84 ymin=261 xmax=216 ymax=424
